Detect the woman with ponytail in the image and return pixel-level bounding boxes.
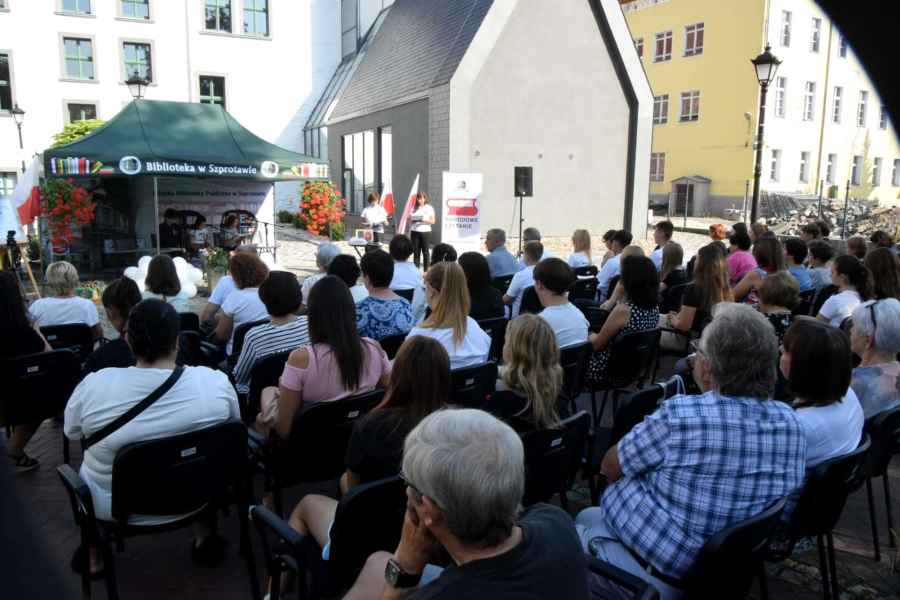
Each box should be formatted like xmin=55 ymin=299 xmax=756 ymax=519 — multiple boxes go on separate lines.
xmin=817 ymin=254 xmax=871 ymax=327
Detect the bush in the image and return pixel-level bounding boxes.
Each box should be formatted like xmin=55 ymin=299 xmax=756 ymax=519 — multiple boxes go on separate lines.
xmin=51 ymin=120 xmax=106 ymax=148
xmin=277 ymin=210 xmax=294 ymax=224
xmin=292 ymin=214 xmax=304 ymax=229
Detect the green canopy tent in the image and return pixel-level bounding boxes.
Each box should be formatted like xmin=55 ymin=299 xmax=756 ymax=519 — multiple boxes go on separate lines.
xmin=43 ymin=99 xmax=328 ymax=254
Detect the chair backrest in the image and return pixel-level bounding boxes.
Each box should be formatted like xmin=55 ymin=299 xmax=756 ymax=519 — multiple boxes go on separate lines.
xmin=792 ymin=289 xmax=817 ymax=317
xmin=605 ymin=328 xmax=661 ymax=387
xmin=864 ymin=406 xmax=900 ymax=478
xmin=177 ymin=331 xmax=203 ymax=367
xmin=491 ymin=274 xmax=514 ymax=295
xmin=560 ymin=342 xmax=591 ymax=401
xmin=587 ymin=558 xmax=659 ymax=600
xmin=378 ymin=333 xmax=407 ymax=360
xmin=609 ymin=384 xmax=668 ymax=447
xmin=179 ymin=312 xmax=200 ymax=333
xmin=41 ymin=323 xmax=94 ymax=361
xmin=247 ymin=351 xmax=291 ymax=418
xmin=660 ymin=282 xmax=691 ymax=314
xmin=449 ymin=362 xmax=498 ymax=408
xmin=521 ymin=411 xmax=591 ymax=506
xmin=573 ymin=299 xmax=609 ymax=333
xmin=229 ymin=318 xmax=269 ymax=364
xmin=683 ymin=498 xmax=787 ymax=595
xmin=1 ymin=349 xmax=82 ymax=426
xmin=569 ymin=277 xmax=599 ymax=303
xmin=110 ymin=421 xmax=247 ymax=524
xmin=275 ymin=389 xmax=385 ymax=485
xmin=328 ymin=476 xmax=408 ymax=584
xmin=574 ymin=265 xmax=599 ymax=278
xmin=520 ymin=286 xmax=542 ymax=315
xmin=477 ymin=317 xmax=508 ymax=363
xmin=811 ymin=284 xmax=838 ymax=316
xmin=394 ymin=288 xmax=414 ymax=303
xmin=606 ymin=275 xmax=621 ymax=300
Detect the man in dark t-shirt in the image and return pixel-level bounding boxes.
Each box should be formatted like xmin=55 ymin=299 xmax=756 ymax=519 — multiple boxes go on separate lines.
xmin=343 ymin=409 xmax=588 ymax=600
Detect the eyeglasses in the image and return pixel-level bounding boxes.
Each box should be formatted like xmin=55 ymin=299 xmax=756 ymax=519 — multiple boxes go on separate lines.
xmin=867 ymin=300 xmax=881 ymax=338
xmin=399 ymin=471 xmax=424 ymax=502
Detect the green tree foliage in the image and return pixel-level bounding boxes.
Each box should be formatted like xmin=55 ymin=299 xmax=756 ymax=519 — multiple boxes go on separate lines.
xmin=51 ymin=119 xmax=106 ymax=148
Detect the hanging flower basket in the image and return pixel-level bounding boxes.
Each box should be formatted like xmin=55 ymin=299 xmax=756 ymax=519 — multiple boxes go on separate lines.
xmin=40 ymin=178 xmax=97 ymax=246
xmin=297 ymin=181 xmax=346 ymax=240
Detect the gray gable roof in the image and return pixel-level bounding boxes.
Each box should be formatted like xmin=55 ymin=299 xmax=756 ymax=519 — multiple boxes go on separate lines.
xmin=329 ymin=0 xmax=494 ymax=122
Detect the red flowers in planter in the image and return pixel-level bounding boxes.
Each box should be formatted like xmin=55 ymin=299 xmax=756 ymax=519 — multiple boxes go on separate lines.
xmin=298 ymin=181 xmax=345 ymax=238
xmin=40 ymin=178 xmax=96 ymax=245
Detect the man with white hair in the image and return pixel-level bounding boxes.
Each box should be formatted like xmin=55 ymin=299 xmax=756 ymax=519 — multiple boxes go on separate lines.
xmin=484 ymin=228 xmax=518 ymax=279
xmin=301 ymin=242 xmax=342 ymax=307
xmin=344 ymin=409 xmax=588 ymax=599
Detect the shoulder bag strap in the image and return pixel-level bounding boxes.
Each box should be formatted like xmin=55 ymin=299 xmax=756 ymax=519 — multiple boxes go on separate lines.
xmin=81 ymin=366 xmax=185 ymax=451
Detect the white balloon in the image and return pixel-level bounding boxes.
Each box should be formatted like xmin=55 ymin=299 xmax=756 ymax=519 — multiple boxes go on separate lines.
xmin=175 ymin=262 xmax=188 ymax=281
xmin=172 ymin=256 xmax=188 ymax=267
xmin=137 ymin=255 xmax=152 ymax=274
xmin=187 ymin=267 xmax=203 ymax=284
xmin=180 ymin=282 xmax=197 ymax=298
xmin=124 ymin=266 xmax=141 ymax=281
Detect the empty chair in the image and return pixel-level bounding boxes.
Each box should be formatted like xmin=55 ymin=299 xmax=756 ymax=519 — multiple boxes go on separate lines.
xmin=377 ymin=332 xmax=407 ymax=360
xmin=393 ymin=287 xmax=414 ymax=303
xmin=491 ymin=274 xmax=514 ymax=295
xmin=41 ymin=323 xmax=95 ymax=361
xmin=588 ymin=329 xmax=661 ymax=425
xmin=569 ymin=277 xmax=599 ymax=303
xmin=477 ymin=317 xmax=508 ymax=363
xmin=521 ymin=411 xmax=590 ymax=510
xmin=245 ymin=351 xmax=291 ymax=422
xmin=574 ymin=265 xmax=599 ymax=278
xmin=520 ymin=286 xmax=543 ymax=315
xmin=863 ymin=406 xmax=900 ymax=562
xmin=179 ymin=312 xmax=201 ymax=333
xmin=449 ymin=362 xmax=497 ymax=408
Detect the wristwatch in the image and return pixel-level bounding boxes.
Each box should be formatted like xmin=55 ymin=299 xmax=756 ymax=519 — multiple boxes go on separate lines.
xmin=385 ymin=558 xmax=423 ymax=588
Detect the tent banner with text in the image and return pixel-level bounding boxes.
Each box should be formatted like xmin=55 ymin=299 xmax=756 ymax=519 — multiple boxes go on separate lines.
xmin=441 ymin=172 xmax=482 ymax=255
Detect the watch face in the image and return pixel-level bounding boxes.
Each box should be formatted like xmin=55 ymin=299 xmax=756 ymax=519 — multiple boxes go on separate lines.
xmin=385 ymin=559 xmax=401 ymax=586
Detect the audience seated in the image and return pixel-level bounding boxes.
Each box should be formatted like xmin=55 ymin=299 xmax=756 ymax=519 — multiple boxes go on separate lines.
xmin=504 ymin=241 xmax=543 ymax=318
xmin=807 ymin=240 xmax=834 ymax=289
xmin=490 ymin=314 xmax=565 ymax=433
xmin=600 ymin=229 xmax=617 ymax=266
xmin=283 ymin=336 xmax=450 ymax=574
xmin=727 ymin=229 xmax=757 ymax=286
xmin=596 ymin=230 xmax=633 ymax=300
xmin=662 ymin=244 xmax=732 ymax=342
xmin=389 ymin=234 xmax=427 ymax=320
xmin=1 ymin=271 xmax=52 ymax=473
xmin=517 ymin=227 xmax=554 ymax=269
xmin=232 ymin=271 xmax=309 ymax=395
xmin=576 ymin=304 xmax=806 ymax=597
xmin=749 ymin=222 xmax=769 ymax=245
xmin=658 ymin=243 xmax=689 ymax=314
xmin=870 ymin=230 xmax=897 ymax=254
xmin=301 ymin=243 xmax=341 ymax=307
xmin=430 ymin=243 xmax=458 ymax=264
xmin=864 ymin=247 xmax=900 ymax=300
xmin=214 ymin=253 xmax=269 ymax=355
xmin=259 ymin=276 xmax=391 ymax=438
xmin=781 ymin=319 xmax=863 ymax=469
xmin=587 ymin=256 xmax=659 ymax=384
xmin=568 ymin=229 xmax=593 ymax=268
xmin=650 ymin=221 xmax=674 ymax=270
xmin=200 ymin=245 xmax=256 ymax=324
xmin=356 ymin=249 xmax=416 ymax=340
xmin=799 ymin=222 xmax=821 ymax=243
xmin=484 ymin=228 xmax=518 ymax=279
xmin=732 ymin=236 xmax=786 ymax=304
xmin=458 ymin=251 xmax=505 ymax=321
xmin=343 ymin=409 xmax=588 ymax=600
xmin=409 ymin=262 xmax=490 ymax=369
xmin=29 ymin=261 xmax=102 ymax=338
xmin=847 ymin=236 xmax=868 ymax=260
xmin=708 ymin=223 xmax=727 ymax=243
xmin=82 ymin=277 xmax=141 ymax=377
xmin=816 ymin=220 xmax=831 ymax=240
xmin=817 ymin=255 xmax=871 ymax=327
xmin=783 ymin=238 xmax=814 ymax=292
xmin=328 ymin=254 xmax=369 ymax=303
xmin=64 ymin=299 xmax=239 ymax=572
xmin=758 ymin=272 xmax=798 ymax=346
xmin=850 ymin=299 xmax=900 ymax=419
xmin=142 ymin=255 xmax=189 ymax=312
xmin=533 ymin=258 xmax=588 ymax=348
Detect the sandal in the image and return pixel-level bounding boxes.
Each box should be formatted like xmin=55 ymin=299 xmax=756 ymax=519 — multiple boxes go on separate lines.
xmin=8 ymin=452 xmax=39 ymax=474
xmin=70 ymin=546 xmax=106 ymax=580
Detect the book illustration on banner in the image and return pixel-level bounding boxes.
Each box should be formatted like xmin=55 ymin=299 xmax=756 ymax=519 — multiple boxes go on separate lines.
xmin=260 ymin=161 xmax=280 ymax=178
xmin=49 ymin=157 xmax=115 ymax=176
xmin=447 ymin=198 xmax=478 ymax=216
xmin=288 ymin=163 xmax=330 ymax=179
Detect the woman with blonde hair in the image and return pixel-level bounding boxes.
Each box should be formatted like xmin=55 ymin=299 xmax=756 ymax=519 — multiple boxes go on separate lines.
xmin=568 ymin=229 xmax=592 ymax=268
xmin=407 ymin=262 xmax=490 ymax=369
xmin=490 ymin=314 xmax=564 ymax=432
xmin=659 ymin=242 xmax=688 ymax=313
xmin=29 ymin=260 xmax=102 ymax=338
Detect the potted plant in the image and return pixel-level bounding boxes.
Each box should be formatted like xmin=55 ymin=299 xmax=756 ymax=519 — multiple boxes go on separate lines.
xmin=76 ymin=280 xmax=104 ymax=304
xmin=297 ymin=181 xmax=346 ymax=240
xmin=26 ymin=235 xmax=42 ymax=272
xmin=39 ymin=178 xmax=97 ymax=246
xmin=203 ymin=247 xmax=230 ymax=292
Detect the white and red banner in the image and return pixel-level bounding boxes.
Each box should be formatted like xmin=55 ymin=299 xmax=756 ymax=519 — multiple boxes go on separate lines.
xmin=397 ymin=174 xmax=420 ymax=234
xmin=382 ymin=178 xmax=394 ymax=216
xmin=441 ymin=172 xmax=482 ymax=255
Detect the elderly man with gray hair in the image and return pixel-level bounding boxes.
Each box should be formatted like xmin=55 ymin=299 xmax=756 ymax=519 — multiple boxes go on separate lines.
xmin=344 ymin=408 xmax=588 ymax=600
xmin=484 ymin=228 xmax=518 ymax=279
xmin=850 ymin=298 xmax=900 ymax=419
xmin=301 ymin=242 xmax=342 ymax=307
xmin=575 ymin=303 xmax=806 ymax=599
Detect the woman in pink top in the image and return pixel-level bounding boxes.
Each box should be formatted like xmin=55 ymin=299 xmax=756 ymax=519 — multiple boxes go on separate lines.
xmin=727 ymin=229 xmax=757 ymax=286
xmin=258 ymin=276 xmax=391 ymax=438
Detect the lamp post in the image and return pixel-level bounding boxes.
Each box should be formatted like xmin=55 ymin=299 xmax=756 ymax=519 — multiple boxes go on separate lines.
xmin=10 ymin=103 xmax=25 ymax=172
xmin=125 ymin=70 xmax=150 ymax=100
xmin=749 ymin=45 xmax=782 ymax=225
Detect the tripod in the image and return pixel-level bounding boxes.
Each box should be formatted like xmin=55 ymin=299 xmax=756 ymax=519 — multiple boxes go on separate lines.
xmin=4 ymin=230 xmax=40 ymax=300
xmin=517 ymin=195 xmax=525 ymax=256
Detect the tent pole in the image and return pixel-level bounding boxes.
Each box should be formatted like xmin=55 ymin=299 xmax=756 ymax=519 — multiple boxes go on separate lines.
xmin=154 ymin=176 xmax=160 ymax=255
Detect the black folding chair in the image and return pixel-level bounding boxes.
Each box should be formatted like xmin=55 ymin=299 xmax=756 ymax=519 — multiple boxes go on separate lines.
xmin=378 ymin=333 xmax=407 ymax=360
xmin=449 ymin=362 xmax=497 ymax=408
xmin=569 ymin=277 xmax=599 ymax=303
xmin=792 ymin=289 xmax=817 ymax=317
xmin=520 ymin=286 xmax=542 ymax=315
xmin=811 ymin=285 xmax=839 ymax=317
xmin=42 ymin=323 xmax=95 ymax=361
xmin=228 ymin=318 xmax=269 ymax=369
xmin=177 ymin=331 xmax=220 ymax=368
xmin=57 ymin=421 xmax=260 ymax=600
xmin=179 ymin=312 xmax=201 ymax=333
xmin=587 ymin=329 xmax=661 ymax=426
xmin=2 ymin=349 xmax=81 ymax=464
xmin=521 ymin=411 xmax=591 ymax=511
xmin=394 ymin=288 xmax=414 ymax=303
xmin=560 ymin=342 xmax=591 ymax=412
xmin=477 ymin=317 xmax=508 ymax=363
xmin=587 ymin=557 xmax=659 ymax=600
xmin=659 ymin=281 xmax=691 ymax=315
xmin=606 ymin=275 xmax=621 ymax=300
xmin=245 ymin=351 xmax=292 ymax=423
xmin=574 ymin=265 xmax=599 ymax=278
xmin=491 ymin=274 xmax=514 ymax=295
xmin=863 ymin=406 xmax=900 ymax=562
xmin=252 ymin=389 xmax=385 ymax=516
xmin=573 ymin=299 xmax=609 ymax=333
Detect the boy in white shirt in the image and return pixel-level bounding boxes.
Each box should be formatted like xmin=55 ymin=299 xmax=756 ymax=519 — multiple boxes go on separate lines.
xmin=534 ymin=258 xmax=589 ymax=348
xmin=504 ymin=241 xmax=543 ymax=318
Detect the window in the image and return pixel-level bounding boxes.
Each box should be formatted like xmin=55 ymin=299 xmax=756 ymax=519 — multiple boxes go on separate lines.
xmin=0 ymin=0 xmax=8 ymax=9
xmin=343 ymin=130 xmax=376 ymax=213
xmin=635 ymin=38 xmax=643 ymax=59
xmin=342 ymin=0 xmax=359 ymax=58
xmin=67 ymin=102 xmax=96 ymax=122
xmin=774 ymin=77 xmax=787 ymax=118
xmin=60 ymin=0 xmax=91 ymax=15
xmin=780 ymin=10 xmax=792 ymax=47
xmin=826 ymin=153 xmax=836 ymax=184
xmin=653 ymin=31 xmax=672 ymax=62
xmin=0 ymin=172 xmax=15 ymax=196
xmin=653 ymin=95 xmax=668 ymax=125
xmin=857 ymin=90 xmax=868 ymax=127
xmin=684 ymin=23 xmax=704 ymax=56
xmin=199 ymin=75 xmax=226 ymax=107
xmin=205 ymin=0 xmax=231 ymax=32
xmin=839 ymin=35 xmax=848 ymax=58
xmin=679 ymin=90 xmax=700 ymax=122
xmin=0 ymin=52 xmax=12 ymax=112
xmin=63 ymin=37 xmax=94 ymax=80
xmin=243 ymin=0 xmax=268 ymax=36
xmin=650 ymin=153 xmax=665 ymax=182
xmin=799 ymin=151 xmax=810 ymax=183
xmin=873 ymin=158 xmax=883 ymax=186
xmin=802 ymin=81 xmax=816 ymax=122
xmin=810 ymin=18 xmax=821 ymax=52
xmin=832 ymin=86 xmax=842 ymax=124
xmin=122 ymin=42 xmax=152 ymax=82
xmin=770 ymin=149 xmax=781 ymax=182
xmin=120 ymin=0 xmax=149 ymax=20
xmin=880 ymin=106 xmax=888 ymax=130
xmin=851 ymin=156 xmax=862 ymax=186
xmin=893 ymin=159 xmax=900 ymax=186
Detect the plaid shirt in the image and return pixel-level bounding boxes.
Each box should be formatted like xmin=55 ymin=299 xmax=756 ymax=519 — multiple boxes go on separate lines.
xmin=602 ymin=391 xmax=806 ymax=579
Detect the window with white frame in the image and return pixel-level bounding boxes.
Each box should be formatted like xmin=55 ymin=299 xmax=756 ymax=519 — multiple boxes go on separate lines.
xmin=650 ymin=153 xmax=665 ymax=182
xmin=0 ymin=0 xmax=8 ymax=10
xmin=122 ymin=42 xmax=152 ymax=82
xmin=770 ymin=149 xmax=781 ymax=182
xmin=780 ymin=11 xmax=792 ymax=47
xmin=62 ymin=37 xmax=94 ymax=80
xmin=810 ymin=18 xmax=821 ymax=52
xmin=0 ymin=52 xmax=12 ymax=112
xmin=653 ymin=95 xmax=668 ymax=125
xmin=893 ymin=159 xmax=900 ymax=186
xmin=120 ymin=0 xmax=149 ymax=19
xmin=684 ymin=23 xmax=704 ymax=56
xmin=654 ymin=31 xmax=672 ymax=62
xmin=0 ymin=172 xmax=16 ymax=196
xmin=803 ymin=82 xmax=816 ymax=121
xmin=774 ymin=77 xmax=786 ymax=118
xmin=857 ymin=90 xmax=868 ymax=127
xmin=851 ymin=155 xmax=862 ymax=186
xmin=873 ymin=157 xmax=883 ymax=186
xmin=838 ymin=35 xmax=848 ymax=58
xmin=205 ymin=0 xmax=231 ymax=32
xmin=799 ymin=151 xmax=810 ymax=183
xmin=635 ymin=38 xmax=643 ymax=59
xmin=66 ymin=102 xmax=97 ymax=122
xmin=60 ymin=0 xmax=91 ymax=15
xmin=243 ymin=0 xmax=268 ymax=36
xmin=826 ymin=154 xmax=836 ymax=184
xmin=680 ymin=90 xmax=700 ymax=122
xmin=199 ymin=75 xmax=225 ymax=108
xmin=880 ymin=106 xmax=888 ymax=130
xmin=832 ymin=86 xmax=842 ymax=124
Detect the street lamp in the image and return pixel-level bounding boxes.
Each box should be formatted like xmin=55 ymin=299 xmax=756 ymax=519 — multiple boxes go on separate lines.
xmin=749 ymin=45 xmax=782 ymax=225
xmin=10 ymin=103 xmax=25 ymax=172
xmin=125 ymin=70 xmax=150 ymax=100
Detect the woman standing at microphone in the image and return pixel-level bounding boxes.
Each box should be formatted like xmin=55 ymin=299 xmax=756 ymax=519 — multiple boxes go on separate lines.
xmin=409 ymin=191 xmax=436 ymax=270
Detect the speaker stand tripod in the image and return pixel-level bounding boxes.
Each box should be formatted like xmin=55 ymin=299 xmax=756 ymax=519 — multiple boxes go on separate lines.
xmin=517 ymin=195 xmax=525 ymax=256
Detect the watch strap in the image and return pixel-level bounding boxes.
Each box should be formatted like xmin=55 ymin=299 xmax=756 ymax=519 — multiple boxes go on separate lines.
xmin=386 ymin=558 xmax=423 ymax=588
